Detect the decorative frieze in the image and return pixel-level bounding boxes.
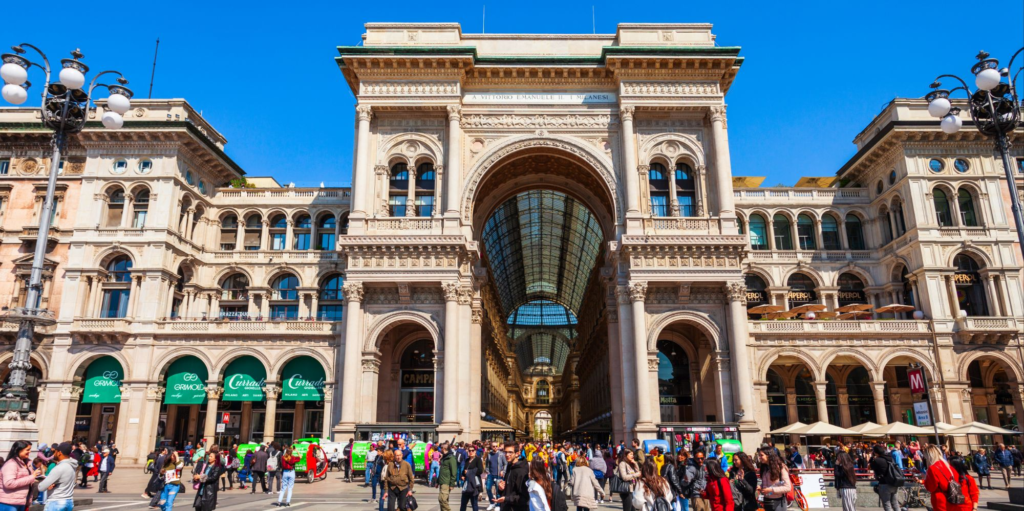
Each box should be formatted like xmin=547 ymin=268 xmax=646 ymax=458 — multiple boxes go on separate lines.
xmin=620 ymin=81 xmax=720 ymax=97
xmin=460 ymin=114 xmax=616 ymax=129
xmin=359 ymin=81 xmax=460 ymax=97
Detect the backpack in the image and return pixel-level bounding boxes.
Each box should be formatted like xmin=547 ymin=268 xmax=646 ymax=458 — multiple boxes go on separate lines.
xmin=939 ymin=462 xmax=965 ymax=505
xmin=267 ymin=452 xmax=279 ymax=472
xmin=883 ymin=459 xmax=905 ymax=488
xmin=552 ymin=483 xmax=569 ymax=511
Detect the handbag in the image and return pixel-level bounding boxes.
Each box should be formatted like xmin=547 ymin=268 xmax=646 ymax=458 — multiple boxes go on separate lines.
xmin=630 ymin=487 xmax=647 ymax=510
xmin=407 ymin=494 xmax=419 ymax=511
xmin=609 ymin=466 xmax=631 ymax=494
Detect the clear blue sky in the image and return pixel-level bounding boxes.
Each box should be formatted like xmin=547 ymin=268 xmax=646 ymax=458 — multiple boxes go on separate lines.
xmin=5 ymin=0 xmax=1022 ymax=187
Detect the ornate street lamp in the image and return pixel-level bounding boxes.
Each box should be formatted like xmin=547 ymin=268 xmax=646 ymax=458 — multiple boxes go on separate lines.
xmin=926 ymin=49 xmax=1024 ymax=265
xmin=0 ymin=45 xmax=131 ymax=416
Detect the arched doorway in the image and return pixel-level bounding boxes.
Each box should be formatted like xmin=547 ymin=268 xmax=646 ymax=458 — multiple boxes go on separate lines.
xmin=954 ymin=254 xmax=989 ymax=316
xmin=75 ymin=356 xmax=125 ymax=445
xmin=845 ymin=367 xmax=878 ymax=426
xmin=967 ymin=358 xmax=1022 ymax=446
xmin=398 ymin=339 xmax=435 ymax=423
xmin=158 ymin=355 xmax=209 ymax=449
xmin=656 ymin=340 xmax=693 ymax=422
xmin=534 ymin=410 xmax=553 ymax=441
xmin=219 ymin=356 xmax=269 ymax=446
xmin=280 ymin=356 xmax=329 ymax=440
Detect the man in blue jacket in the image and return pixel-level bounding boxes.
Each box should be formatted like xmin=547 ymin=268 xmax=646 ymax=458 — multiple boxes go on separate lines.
xmin=993 ymin=443 xmax=1014 ymax=489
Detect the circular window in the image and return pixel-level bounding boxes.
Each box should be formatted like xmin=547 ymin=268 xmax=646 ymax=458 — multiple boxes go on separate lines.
xmin=876 ymin=181 xmax=883 ymax=195
xmin=929 ymin=159 xmax=944 ymax=173
xmin=138 ymin=159 xmax=153 ymax=174
xmin=888 ymin=170 xmax=897 ymax=185
xmin=185 ymin=169 xmax=194 ymax=185
xmin=198 ymin=180 xmax=206 ymax=194
xmin=112 ymin=159 xmax=128 ymax=175
xmin=954 ymin=159 xmax=969 ymax=173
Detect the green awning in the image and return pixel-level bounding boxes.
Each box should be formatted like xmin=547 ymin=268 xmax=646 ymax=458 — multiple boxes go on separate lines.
xmin=164 ymin=356 xmax=209 ymax=405
xmin=222 ymin=357 xmax=266 ymax=402
xmin=281 ymin=357 xmax=326 ymax=402
xmin=82 ymin=356 xmax=123 ymax=404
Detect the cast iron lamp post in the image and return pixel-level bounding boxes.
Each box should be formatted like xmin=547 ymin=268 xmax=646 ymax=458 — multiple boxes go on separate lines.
xmin=0 ymin=45 xmax=132 ymax=416
xmin=926 ymin=49 xmax=1024 ymax=265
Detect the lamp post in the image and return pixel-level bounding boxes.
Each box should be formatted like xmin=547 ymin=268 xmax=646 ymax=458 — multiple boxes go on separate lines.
xmin=926 ymin=48 xmax=1024 ymax=266
xmin=0 ymin=45 xmax=131 ymax=417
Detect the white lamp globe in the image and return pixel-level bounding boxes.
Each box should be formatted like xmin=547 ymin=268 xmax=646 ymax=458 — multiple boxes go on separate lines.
xmin=928 ymin=97 xmax=951 ymax=118
xmin=0 ymin=63 xmax=27 ymax=85
xmin=1 ymin=84 xmax=27 ymax=105
xmin=940 ymin=113 xmax=962 ymax=134
xmin=101 ymin=111 xmax=123 ymax=129
xmin=975 ymin=68 xmax=1001 ymax=91
xmin=912 ymin=310 xmax=925 ymax=320
xmin=59 ymin=67 xmax=85 ymax=89
xmin=107 ymin=93 xmax=131 ymax=115
xmin=805 ymin=311 xmax=816 ymax=320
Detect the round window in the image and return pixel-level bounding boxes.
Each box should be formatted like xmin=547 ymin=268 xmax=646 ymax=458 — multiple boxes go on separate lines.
xmin=876 ymin=181 xmax=883 ymax=195
xmin=112 ymin=159 xmax=128 ymax=175
xmin=929 ymin=159 xmax=944 ymax=173
xmin=954 ymin=159 xmax=969 ymax=173
xmin=185 ymin=169 xmax=194 ymax=185
xmin=198 ymin=180 xmax=206 ymax=194
xmin=138 ymin=159 xmax=153 ymax=174
xmin=888 ymin=170 xmax=897 ymax=185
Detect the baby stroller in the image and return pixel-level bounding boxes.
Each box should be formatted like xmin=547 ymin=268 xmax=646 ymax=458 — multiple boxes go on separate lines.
xmin=238 ymin=468 xmax=253 ymax=486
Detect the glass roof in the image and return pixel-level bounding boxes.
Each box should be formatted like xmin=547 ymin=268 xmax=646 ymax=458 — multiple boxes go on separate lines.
xmin=482 ymin=190 xmax=602 ymax=375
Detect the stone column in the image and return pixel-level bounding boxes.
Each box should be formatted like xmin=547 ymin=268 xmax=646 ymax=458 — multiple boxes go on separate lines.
xmin=605 ymin=294 xmax=625 ymax=443
xmin=203 ymin=385 xmax=223 ymax=443
xmin=616 ymin=286 xmax=638 ymax=432
xmin=376 ymin=165 xmax=390 ymax=217
xmin=164 ymin=279 xmax=176 ymax=318
xmin=351 ymin=104 xmax=372 ymax=216
xmin=668 ymin=166 xmax=680 ymax=216
xmin=120 ymin=193 xmax=133 ymax=227
xmin=260 ymin=219 xmax=269 ymax=251
xmin=285 ymin=219 xmax=294 ymax=250
xmin=628 ymin=281 xmax=655 ymax=435
xmin=338 ymin=282 xmax=364 ymax=431
xmin=695 ymin=165 xmax=707 ymax=216
xmin=708 ymin=106 xmax=736 ymax=217
xmin=184 ymin=208 xmax=195 ymax=240
xmin=726 ymin=281 xmax=757 ymax=428
xmin=984 ymin=275 xmax=1002 ymax=316
xmin=440 ymin=282 xmax=461 ymax=429
xmin=838 ymin=387 xmax=852 ymax=427
xmin=235 ymin=220 xmax=245 ymax=252
xmin=127 ymin=275 xmax=141 ymax=318
xmin=445 ymin=105 xmax=462 ymax=216
xmin=433 ymin=165 xmax=444 ymax=218
xmin=620 ymin=106 xmax=640 ymax=215
xmin=814 ymin=382 xmax=829 ymax=423
xmin=359 ymin=358 xmax=380 ymax=423
xmin=945 ymin=275 xmax=961 ymax=319
xmin=263 ymin=384 xmax=280 ymax=443
xmin=469 ymin=305 xmax=483 ymax=439
xmin=406 ymin=164 xmax=417 ymax=217
xmin=86 ymin=277 xmax=101 ymax=317
xmin=310 ymin=293 xmax=319 ymax=320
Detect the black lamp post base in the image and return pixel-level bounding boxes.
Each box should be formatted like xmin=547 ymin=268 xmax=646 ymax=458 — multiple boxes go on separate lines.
xmin=0 ymin=387 xmax=31 ymax=419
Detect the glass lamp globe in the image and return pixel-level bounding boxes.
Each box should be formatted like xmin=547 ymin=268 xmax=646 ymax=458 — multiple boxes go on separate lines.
xmin=101 ymin=111 xmax=123 ymax=129
xmin=0 ymin=63 xmax=27 ymax=85
xmin=1 ymin=83 xmax=27 ymax=105
xmin=59 ymin=67 xmax=85 ymax=90
xmin=927 ymin=97 xmax=951 ymax=118
xmin=975 ymin=68 xmax=1001 ymax=91
xmin=940 ymin=113 xmax=962 ymax=134
xmin=107 ymin=93 xmax=131 ymax=115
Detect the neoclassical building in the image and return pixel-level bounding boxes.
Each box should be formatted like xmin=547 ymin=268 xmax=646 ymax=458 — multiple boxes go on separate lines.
xmin=0 ymin=23 xmax=1021 ymax=464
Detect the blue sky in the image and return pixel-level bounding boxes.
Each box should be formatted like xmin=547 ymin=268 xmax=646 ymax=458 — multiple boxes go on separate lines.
xmin=5 ymin=0 xmax=1022 ymax=187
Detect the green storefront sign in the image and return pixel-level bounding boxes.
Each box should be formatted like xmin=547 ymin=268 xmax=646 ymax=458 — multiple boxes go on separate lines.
xmin=82 ymin=356 xmax=123 ymax=404
xmin=282 ymin=357 xmax=326 ymax=401
xmin=164 ymin=356 xmax=209 ymax=405
xmin=411 ymin=442 xmax=427 ymax=472
xmin=222 ymin=357 xmax=266 ymax=402
xmin=350 ymin=441 xmax=372 ymax=470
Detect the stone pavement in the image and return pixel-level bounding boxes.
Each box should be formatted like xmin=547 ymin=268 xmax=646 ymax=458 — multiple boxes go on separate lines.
xmin=58 ymin=468 xmax=1022 ymax=511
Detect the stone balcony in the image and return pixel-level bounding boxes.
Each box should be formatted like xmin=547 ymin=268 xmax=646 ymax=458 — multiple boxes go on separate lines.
xmin=954 ymin=316 xmax=1022 ymax=344
xmin=644 ymin=217 xmax=718 ymax=235
xmin=748 ymin=319 xmax=931 ymax=335
xmin=364 ymin=217 xmax=444 ymax=234
xmin=155 ymin=319 xmax=340 ymax=336
xmin=734 ymin=187 xmax=870 ymax=205
xmin=69 ymin=318 xmax=132 ymax=342
xmin=747 ymin=249 xmax=874 ymax=263
xmin=208 ymin=250 xmax=342 ymax=262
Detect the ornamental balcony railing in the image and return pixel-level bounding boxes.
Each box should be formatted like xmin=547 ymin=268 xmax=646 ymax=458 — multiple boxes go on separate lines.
xmin=645 ymin=217 xmax=715 ymax=234
xmin=155 ymin=319 xmax=340 ymax=335
xmin=365 ymin=217 xmax=443 ymax=233
xmin=955 ymin=316 xmax=1022 ymax=344
xmin=209 ymin=250 xmax=341 ymax=262
xmin=734 ymin=188 xmax=870 ymax=204
xmin=215 ymin=188 xmax=351 ymax=200
xmin=748 ymin=320 xmax=931 ymax=334
xmin=746 ymin=250 xmax=874 ymax=262
xmin=70 ymin=318 xmax=132 ymax=332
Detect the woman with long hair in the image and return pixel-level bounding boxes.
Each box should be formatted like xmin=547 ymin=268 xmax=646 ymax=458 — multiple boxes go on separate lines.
xmin=377 ymin=449 xmax=394 ymax=511
xmin=571 ymin=456 xmax=605 ymax=511
xmin=617 ymin=449 xmax=641 ymax=511
xmin=193 ymin=448 xmax=224 ymax=511
xmin=276 ymin=447 xmax=300 ymax=507
xmin=675 ymin=450 xmax=693 ymax=511
xmin=0 ymin=440 xmax=42 ymax=511
xmin=158 ymin=451 xmax=184 ymax=511
xmin=947 ymin=457 xmax=980 ymax=511
xmin=639 ymin=459 xmax=672 ymax=511
xmin=729 ymin=452 xmax=758 ymax=511
xmin=701 ymin=457 xmax=733 ymax=511
xmin=659 ymin=451 xmax=682 ymax=511
xmin=756 ymin=449 xmax=791 ymax=511
xmin=834 ymin=452 xmax=858 ymax=511
xmin=528 ymin=458 xmax=554 ymax=511
xmin=924 ymin=445 xmax=977 ymax=511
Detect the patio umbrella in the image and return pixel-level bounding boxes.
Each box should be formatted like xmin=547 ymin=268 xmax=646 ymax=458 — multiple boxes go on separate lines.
xmin=789 ymin=304 xmax=827 ymax=314
xmin=769 ymin=422 xmax=807 ymax=435
xmin=863 ymin=422 xmax=934 ymax=436
xmin=848 ymin=422 xmax=884 ymax=436
xmin=806 ymin=311 xmax=837 ymax=320
xmin=766 ymin=311 xmax=798 ymax=320
xmin=942 ymin=422 xmax=1021 ymax=436
xmin=875 ymin=304 xmax=916 ymax=314
xmin=933 ymin=422 xmax=959 ymax=433
xmin=748 ymin=304 xmax=784 ymax=315
xmin=837 ymin=312 xmax=873 ymax=320
xmin=789 ymin=421 xmax=858 ymax=436
xmin=836 ymin=303 xmax=874 ymax=313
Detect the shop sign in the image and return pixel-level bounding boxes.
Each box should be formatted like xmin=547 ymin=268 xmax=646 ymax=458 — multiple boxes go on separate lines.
xmin=82 ymin=356 xmax=123 ymax=404
xmin=216 ymin=423 xmax=226 ymax=433
xmin=282 ymin=357 xmax=327 ymax=401
xmin=164 ymin=357 xmax=209 ymax=405
xmin=745 ymin=291 xmax=766 ymax=304
xmin=222 ymin=357 xmax=266 ymax=402
xmin=953 ymin=272 xmax=977 ymax=285
xmin=907 ymin=368 xmax=926 ymax=395
xmin=401 ymin=370 xmax=434 ymax=388
xmin=837 ymin=290 xmax=865 ymax=303
xmin=914 ymin=402 xmax=931 ymax=426
xmin=74 ymin=417 xmax=91 ymax=431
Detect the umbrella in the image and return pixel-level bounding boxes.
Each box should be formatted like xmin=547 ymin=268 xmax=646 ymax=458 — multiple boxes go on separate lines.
xmin=806 ymin=311 xmax=837 ymax=320
xmin=769 ymin=422 xmax=807 ymax=435
xmin=789 ymin=421 xmax=858 ymax=436
xmin=836 ymin=303 xmax=874 ymax=313
xmin=876 ymin=304 xmax=916 ymax=314
xmin=942 ymin=422 xmax=1021 ymax=436
xmin=837 ymin=312 xmax=873 ymax=320
xmin=789 ymin=304 xmax=827 ymax=314
xmin=748 ymin=304 xmax=784 ymax=315
xmin=766 ymin=311 xmax=798 ymax=320
xmin=862 ymin=422 xmax=934 ymax=436
xmin=848 ymin=422 xmax=883 ymax=435
xmin=933 ymin=422 xmax=958 ymax=433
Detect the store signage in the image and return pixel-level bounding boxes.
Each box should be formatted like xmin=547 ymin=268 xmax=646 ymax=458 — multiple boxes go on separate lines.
xmin=787 ymin=291 xmax=814 ymax=302
xmin=282 ymin=357 xmax=327 ymax=402
xmin=907 ymin=368 xmax=926 ymax=395
xmin=745 ymin=291 xmax=766 ymax=303
xmin=463 ymin=92 xmax=617 ymax=105
xmin=82 ymin=356 xmax=123 ymax=404
xmin=401 ymin=370 xmax=435 ymax=388
xmin=914 ymin=402 xmax=931 ymax=426
xmin=164 ymin=357 xmax=209 ymax=405
xmin=222 ymin=412 xmax=230 ymax=423
xmin=837 ymin=290 xmax=865 ymax=302
xmin=222 ymin=357 xmax=266 ymax=402
xmin=953 ymin=272 xmax=977 ymax=284
xmin=800 ymin=474 xmax=829 ymax=508
xmin=216 ymin=423 xmax=226 ymax=433
xmin=74 ymin=417 xmax=91 ymax=431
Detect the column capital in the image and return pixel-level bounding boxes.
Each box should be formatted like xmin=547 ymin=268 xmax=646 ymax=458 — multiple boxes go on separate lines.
xmin=619 ymin=105 xmax=635 ymax=122
xmin=647 ymin=355 xmax=660 ymax=371
xmin=147 ymin=384 xmax=166 ymax=401
xmin=442 ymin=281 xmax=461 ymax=302
xmin=637 ymin=164 xmax=650 ymax=176
xmin=264 ymin=384 xmax=281 ymax=399
xmin=615 ymin=285 xmax=630 ymax=305
xmin=206 ymin=385 xmax=223 ymax=400
xmin=361 ymin=358 xmax=381 ymax=373
xmin=355 ymin=104 xmax=373 ymax=121
xmin=342 ymin=282 xmax=364 ymax=303
xmin=447 ymin=104 xmax=462 ymax=121
xmin=628 ymin=281 xmax=648 ymax=303
xmin=374 ymin=164 xmax=389 ymax=176
xmin=708 ymin=105 xmax=727 ymax=123
xmin=725 ymin=281 xmax=747 ymax=305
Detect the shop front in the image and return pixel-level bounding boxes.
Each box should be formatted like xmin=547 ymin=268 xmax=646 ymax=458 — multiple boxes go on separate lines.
xmin=219 ymin=356 xmax=267 ymax=447
xmin=280 ymin=356 xmax=328 ymax=444
xmin=159 ymin=356 xmax=209 ymax=450
xmin=75 ymin=356 xmax=124 ymax=445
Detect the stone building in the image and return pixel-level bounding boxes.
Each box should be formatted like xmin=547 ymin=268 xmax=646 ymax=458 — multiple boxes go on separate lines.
xmin=0 ymin=23 xmax=1021 ymax=464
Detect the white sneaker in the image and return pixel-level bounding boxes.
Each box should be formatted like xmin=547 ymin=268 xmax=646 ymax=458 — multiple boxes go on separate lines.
xmin=487 ymin=504 xmax=496 ymax=510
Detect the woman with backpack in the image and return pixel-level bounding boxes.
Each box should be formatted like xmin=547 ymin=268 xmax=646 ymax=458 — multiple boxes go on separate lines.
xmin=756 ymin=449 xmax=791 ymax=511
xmin=659 ymin=453 xmax=682 ymax=511
xmin=616 ymin=449 xmax=642 ymax=511
xmin=728 ymin=452 xmax=757 ymax=511
xmin=637 ymin=459 xmax=673 ymax=511
xmin=924 ymin=446 xmax=978 ymax=511
xmin=701 ymin=458 xmax=733 ymax=511
xmin=527 ymin=458 xmax=566 ymax=511
xmin=833 ymin=452 xmax=857 ymax=511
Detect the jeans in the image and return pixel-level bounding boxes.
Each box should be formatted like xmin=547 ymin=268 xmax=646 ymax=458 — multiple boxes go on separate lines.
xmin=371 ymin=475 xmax=380 ymax=499
xmin=678 ymin=497 xmax=690 ymax=511
xmin=160 ymin=483 xmax=180 ymax=511
xmin=378 ymin=480 xmax=386 ymax=511
xmin=366 ymin=464 xmax=373 ymax=484
xmin=429 ymin=462 xmax=440 ymax=486
xmin=485 ymin=474 xmax=500 ymax=502
xmin=0 ymin=504 xmax=25 ymax=511
xmin=98 ymin=471 xmax=110 ymax=492
xmin=877 ymin=484 xmax=899 ymax=511
xmin=278 ymin=470 xmax=296 ymax=504
xmin=43 ymin=499 xmax=73 ymax=511
xmin=269 ymin=470 xmax=282 ymax=492
xmin=460 ymin=490 xmax=480 ymax=511
xmin=457 ymin=462 xmax=465 ymax=485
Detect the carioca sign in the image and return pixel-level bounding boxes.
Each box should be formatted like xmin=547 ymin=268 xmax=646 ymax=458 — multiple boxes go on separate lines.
xmin=282 ymin=357 xmax=327 ymax=401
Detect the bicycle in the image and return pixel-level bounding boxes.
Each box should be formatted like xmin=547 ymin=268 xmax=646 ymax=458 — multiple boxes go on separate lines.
xmin=897 ymin=481 xmax=928 ymax=510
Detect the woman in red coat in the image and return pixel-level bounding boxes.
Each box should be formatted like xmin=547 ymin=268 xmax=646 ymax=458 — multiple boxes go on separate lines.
xmin=702 ymin=457 xmax=735 ymax=511
xmin=923 ymin=446 xmax=979 ymax=511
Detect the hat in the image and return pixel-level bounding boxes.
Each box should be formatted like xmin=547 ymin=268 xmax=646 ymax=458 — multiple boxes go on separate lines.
xmin=102 ymin=448 xmax=110 ymax=454
xmin=56 ymin=442 xmax=73 ymax=457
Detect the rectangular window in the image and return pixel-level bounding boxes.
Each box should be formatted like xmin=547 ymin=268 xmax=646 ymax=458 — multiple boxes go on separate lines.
xmin=822 ymin=229 xmax=841 ymax=250
xmin=101 ymin=289 xmax=130 ymax=318
xmin=317 ymin=233 xmax=335 ymax=251
xmin=416 ymin=195 xmax=434 ymax=217
xmin=650 ymin=194 xmax=669 ymax=217
xmin=1017 ymin=158 xmax=1024 ymax=173
xmin=678 ymin=194 xmax=695 ymax=217
xmin=271 ymin=233 xmax=286 ymax=250
xmin=0 ymin=160 xmax=8 ymax=175
xmin=317 ymin=304 xmax=344 ymax=321
xmin=389 ymin=196 xmax=407 ymax=217
xmin=270 ymin=304 xmax=298 ymax=320
xmin=132 ymin=210 xmax=147 ymax=229
xmin=294 ymin=233 xmax=310 ymax=250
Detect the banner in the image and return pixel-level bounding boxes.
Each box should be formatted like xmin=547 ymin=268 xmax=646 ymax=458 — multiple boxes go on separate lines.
xmin=222 ymin=357 xmax=266 ymax=402
xmin=799 ymin=473 xmax=829 ymax=508
xmin=914 ymin=402 xmax=932 ymax=426
xmin=82 ymin=356 xmax=123 ymax=404
xmin=281 ymin=357 xmax=327 ymax=401
xmin=164 ymin=356 xmax=209 ymax=405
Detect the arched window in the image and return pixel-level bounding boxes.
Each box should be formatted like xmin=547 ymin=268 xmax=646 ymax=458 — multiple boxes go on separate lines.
xmin=837 ymin=273 xmax=866 ymax=307
xmin=880 ymin=208 xmax=894 ymax=244
xmin=101 ymin=255 xmax=133 ymax=318
xmin=797 ymin=214 xmax=816 ymax=250
xmin=846 ymin=367 xmax=878 ymax=426
xmin=415 ymin=162 xmax=436 ymax=217
xmin=317 ymin=275 xmax=344 ymax=321
xmin=954 ymin=254 xmax=989 ymax=316
xmin=220 ymin=214 xmax=238 ymax=250
xmin=773 ymin=214 xmax=794 ymax=250
xmin=399 ymin=339 xmax=435 ymax=423
xmin=243 ymin=214 xmax=261 ymax=251
xmin=934 ymin=189 xmax=953 ymax=226
xmin=132 ymin=189 xmax=149 ymax=228
xmin=899 ymin=266 xmax=915 ymax=308
xmin=657 ymin=339 xmax=693 ymax=422
xmin=106 ymin=188 xmax=125 ymax=227
xmin=893 ymin=200 xmax=907 ymax=237
xmin=219 ymin=274 xmax=249 ymax=319
xmin=270 ymin=274 xmax=299 ymax=320
xmin=389 ymin=163 xmax=409 ymax=217
xmin=675 ymin=162 xmax=697 ymax=217
xmin=648 ymin=163 xmax=669 ymax=217
xmin=293 ymin=214 xmax=311 ymax=250
xmin=749 ymin=214 xmax=769 ymax=250
xmin=821 ymin=213 xmax=841 ymax=250
xmin=745 ymin=274 xmax=769 ymax=315
xmin=845 ymin=214 xmax=866 ymax=250
xmin=269 ymin=214 xmax=287 ymax=250
xmin=737 ymin=217 xmax=745 ymax=235
xmin=766 ymin=369 xmax=788 ymax=433
xmin=958 ymin=189 xmax=978 ymax=226
xmin=787 ymin=273 xmax=817 ymax=308
xmin=536 ymin=380 xmax=550 ymax=405
xmin=316 ymin=215 xmax=336 ymax=250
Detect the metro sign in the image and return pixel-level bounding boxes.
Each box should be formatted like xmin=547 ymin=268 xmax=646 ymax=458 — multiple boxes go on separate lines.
xmin=908 ymin=368 xmax=926 ymax=395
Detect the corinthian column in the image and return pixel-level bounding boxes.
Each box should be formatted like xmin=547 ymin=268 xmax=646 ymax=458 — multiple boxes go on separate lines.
xmin=338 ymin=282 xmax=364 ymax=431
xmin=726 ymin=281 xmax=757 ymax=426
xmin=620 ymin=106 xmax=640 ymax=215
xmin=351 ymin=105 xmax=373 ymax=216
xmin=445 ymin=106 xmax=462 ymax=217
xmin=203 ymin=385 xmax=223 ymax=442
xmin=628 ymin=281 xmax=655 ymax=434
xmin=708 ymin=105 xmax=736 ymax=217
xmin=440 ymin=282 xmax=461 ymax=429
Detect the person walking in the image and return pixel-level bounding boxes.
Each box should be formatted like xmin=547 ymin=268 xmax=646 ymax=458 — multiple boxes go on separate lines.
xmin=728 ymin=452 xmax=757 ymax=511
xmin=526 ymin=458 xmax=560 ymax=511
xmin=923 ymin=445 xmax=975 ymax=511
xmin=461 ymin=445 xmax=485 ymax=511
xmin=616 ymin=449 xmax=641 ymax=511
xmin=0 ymin=440 xmax=42 ymax=511
xmin=370 ymin=445 xmax=386 ymax=504
xmin=638 ymin=459 xmax=673 ymax=511
xmin=756 ymin=449 xmax=791 ymax=511
xmin=497 ymin=443 xmax=530 ymax=511
xmin=184 ymin=443 xmax=194 ymax=467
xmin=689 ymin=451 xmax=709 ymax=511
xmin=365 ymin=445 xmax=378 ymax=487
xmin=157 ymin=451 xmax=184 ymax=511
xmin=701 ymin=458 xmax=733 ymax=511
xmin=590 ymin=447 xmax=608 ymax=503
xmin=376 ymin=450 xmax=392 ymax=511
xmin=37 ymin=442 xmax=77 ymax=511
xmin=251 ymin=445 xmax=269 ymax=494
xmin=342 ymin=439 xmax=354 ymax=483
xmin=275 ymin=447 xmax=300 ymax=507
xmin=833 ymin=452 xmax=857 ymax=511
xmin=429 ymin=446 xmax=442 ymax=488
xmin=97 ymin=448 xmax=114 ymax=493
xmin=192 ymin=449 xmax=224 ymax=511
xmin=486 ymin=442 xmax=507 ymax=510
xmin=993 ymin=443 xmax=1014 ymax=489
xmin=570 ymin=456 xmax=604 ymax=511
xmin=438 ymin=443 xmax=459 ymax=511
xmin=144 ymin=447 xmax=168 ymax=505
xmin=383 ymin=448 xmax=414 ymax=511
xmin=659 ymin=452 xmax=681 ymax=511
xmin=971 ymin=449 xmax=992 ymax=490
xmin=267 ymin=442 xmax=282 ymax=495
xmin=1009 ymin=445 xmax=1023 ymax=477
xmin=870 ymin=444 xmax=901 ymax=511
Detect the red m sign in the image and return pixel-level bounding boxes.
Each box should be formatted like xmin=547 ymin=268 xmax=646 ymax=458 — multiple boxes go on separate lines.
xmin=908 ymin=368 xmax=926 ymax=394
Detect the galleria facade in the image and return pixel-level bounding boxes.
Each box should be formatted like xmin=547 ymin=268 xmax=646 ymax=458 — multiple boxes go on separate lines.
xmin=0 ymin=23 xmax=1022 ymax=464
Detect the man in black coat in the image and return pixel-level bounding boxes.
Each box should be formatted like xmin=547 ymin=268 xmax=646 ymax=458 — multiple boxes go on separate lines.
xmin=496 ymin=444 xmax=529 ymax=511
xmin=251 ymin=445 xmax=269 ymax=494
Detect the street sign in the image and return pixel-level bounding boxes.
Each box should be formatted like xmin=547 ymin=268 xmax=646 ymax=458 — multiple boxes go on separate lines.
xmin=914 ymin=402 xmax=932 ymax=426
xmin=216 ymin=423 xmax=226 ymax=433
xmin=908 ymin=368 xmax=926 ymax=394
xmin=222 ymin=412 xmax=230 ymax=423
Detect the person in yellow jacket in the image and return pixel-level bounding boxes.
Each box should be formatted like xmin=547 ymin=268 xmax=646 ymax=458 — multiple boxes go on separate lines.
xmin=524 ymin=442 xmax=537 ymax=462
xmin=652 ymin=448 xmax=665 ymax=474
